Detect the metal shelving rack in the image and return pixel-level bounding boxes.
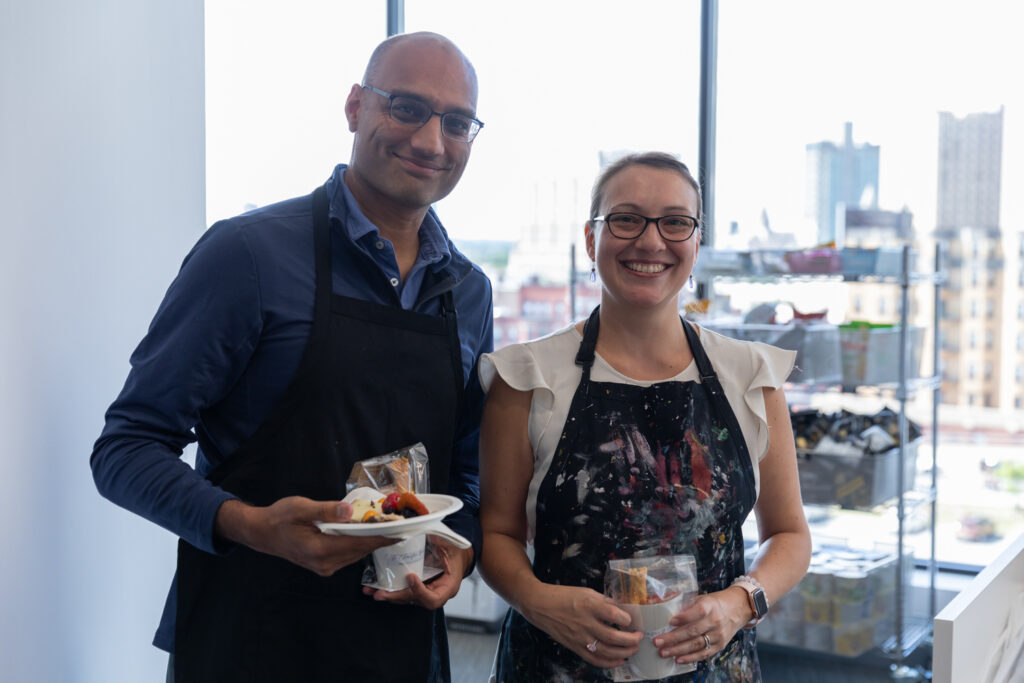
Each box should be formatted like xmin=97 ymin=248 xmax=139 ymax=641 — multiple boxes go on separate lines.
xmin=696 ymin=244 xmax=945 ymax=675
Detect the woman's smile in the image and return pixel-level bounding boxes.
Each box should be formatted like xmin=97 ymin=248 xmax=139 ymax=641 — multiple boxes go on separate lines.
xmin=622 ymin=260 xmax=670 ymax=274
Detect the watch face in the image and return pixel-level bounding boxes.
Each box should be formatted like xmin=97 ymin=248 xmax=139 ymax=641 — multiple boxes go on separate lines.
xmin=752 ymin=589 xmax=769 ymax=617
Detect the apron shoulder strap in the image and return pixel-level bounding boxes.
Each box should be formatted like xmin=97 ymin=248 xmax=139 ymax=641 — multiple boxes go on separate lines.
xmin=681 ymin=318 xmax=724 ymax=396
xmin=439 ymin=289 xmax=464 ymax=422
xmin=575 ymin=305 xmax=601 ymax=370
xmin=311 ymin=184 xmax=333 ymax=323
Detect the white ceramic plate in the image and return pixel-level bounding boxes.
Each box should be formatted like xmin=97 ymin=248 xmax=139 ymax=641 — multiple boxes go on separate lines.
xmin=315 ymin=493 xmax=463 ymax=538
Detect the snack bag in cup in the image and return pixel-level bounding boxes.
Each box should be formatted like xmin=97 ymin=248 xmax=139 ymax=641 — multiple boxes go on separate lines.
xmin=337 ymin=487 xmax=448 ymax=592
xmin=344 ymin=444 xmax=437 ymax=591
xmin=605 ymin=554 xmax=699 ymax=682
xmin=371 ymin=534 xmax=426 ymax=592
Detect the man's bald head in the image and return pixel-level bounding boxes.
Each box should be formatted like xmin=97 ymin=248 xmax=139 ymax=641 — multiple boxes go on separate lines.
xmin=343 ymin=31 xmax=480 ymax=220
xmin=362 ymin=32 xmax=478 ymax=102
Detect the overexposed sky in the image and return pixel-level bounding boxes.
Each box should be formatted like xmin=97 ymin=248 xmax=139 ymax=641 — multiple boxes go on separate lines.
xmin=206 ymin=0 xmax=1022 ymax=244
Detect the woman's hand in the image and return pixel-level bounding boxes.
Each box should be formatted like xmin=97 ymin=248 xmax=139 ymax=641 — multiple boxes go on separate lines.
xmin=521 ymin=583 xmax=643 ymax=669
xmin=652 ymin=587 xmax=750 ymax=665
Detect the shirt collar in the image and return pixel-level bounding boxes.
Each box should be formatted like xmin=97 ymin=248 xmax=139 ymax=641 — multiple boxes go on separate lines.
xmin=326 ymin=164 xmax=452 ymax=271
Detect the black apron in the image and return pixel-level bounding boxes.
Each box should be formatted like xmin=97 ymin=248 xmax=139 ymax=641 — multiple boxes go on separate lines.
xmin=173 ymin=185 xmax=464 ymax=682
xmin=494 ymin=307 xmax=762 ymax=682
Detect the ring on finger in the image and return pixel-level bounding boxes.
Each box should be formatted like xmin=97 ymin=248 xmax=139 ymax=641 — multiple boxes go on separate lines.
xmin=702 ymin=633 xmax=711 ymax=651
xmin=586 ymin=638 xmax=599 ymax=653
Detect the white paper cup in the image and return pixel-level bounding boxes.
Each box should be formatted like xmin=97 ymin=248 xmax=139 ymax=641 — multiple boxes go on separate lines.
xmin=621 ymin=593 xmax=690 ymax=679
xmin=371 ymin=534 xmax=426 ymax=591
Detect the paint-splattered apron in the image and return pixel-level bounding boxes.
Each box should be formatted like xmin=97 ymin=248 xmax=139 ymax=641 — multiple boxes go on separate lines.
xmin=493 ymin=307 xmax=762 ymax=682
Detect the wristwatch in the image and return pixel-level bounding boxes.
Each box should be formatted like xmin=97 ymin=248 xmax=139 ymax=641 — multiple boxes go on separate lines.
xmin=732 ymin=577 xmax=769 ymax=627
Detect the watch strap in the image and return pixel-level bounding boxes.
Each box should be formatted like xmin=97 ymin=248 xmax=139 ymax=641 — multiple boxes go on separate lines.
xmin=732 ymin=576 xmax=769 ymax=627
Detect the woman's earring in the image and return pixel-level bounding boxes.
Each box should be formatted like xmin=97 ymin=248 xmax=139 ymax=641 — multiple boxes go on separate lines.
xmin=688 ymin=274 xmax=695 ymax=291
xmin=590 ymin=262 xmax=597 ymax=283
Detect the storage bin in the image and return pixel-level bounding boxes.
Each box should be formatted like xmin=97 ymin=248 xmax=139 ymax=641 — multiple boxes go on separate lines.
xmin=832 ymin=620 xmax=876 ymax=656
xmin=803 ymin=594 xmax=833 ymax=624
xmin=762 ymin=545 xmax=910 ymax=656
xmin=694 ymin=249 xmax=753 ymax=275
xmin=784 ymin=248 xmax=841 ymax=274
xmin=840 ymin=247 xmax=918 ymax=277
xmin=797 ymin=439 xmax=920 ymax=508
xmin=840 ymin=248 xmax=877 ymax=275
xmin=873 ymin=247 xmax=917 ymax=276
xmin=705 ymin=321 xmax=842 ymax=385
xmin=840 ymin=323 xmax=923 ymax=386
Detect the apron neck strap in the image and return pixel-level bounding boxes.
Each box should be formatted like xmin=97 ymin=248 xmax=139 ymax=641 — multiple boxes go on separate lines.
xmin=575 ymin=306 xmax=601 ymax=376
xmin=577 ymin=305 xmax=720 ymax=385
xmin=576 ymin=307 xmax=723 ymax=390
xmin=682 ymin=318 xmax=729 ymax=400
xmin=681 ymin=319 xmax=717 ymax=382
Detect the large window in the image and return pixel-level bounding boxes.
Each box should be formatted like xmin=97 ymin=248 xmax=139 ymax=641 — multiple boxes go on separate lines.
xmin=715 ymin=0 xmax=1024 ymax=569
xmin=205 ymin=1 xmax=382 ymax=224
xmin=407 ymin=0 xmax=701 ymax=327
xmin=206 ymin=1 xmax=1024 ymax=570
xmin=406 ymin=0 xmax=701 ymax=246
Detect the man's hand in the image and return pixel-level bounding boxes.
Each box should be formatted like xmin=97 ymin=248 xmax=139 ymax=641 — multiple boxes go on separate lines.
xmin=362 ymin=537 xmax=474 ymax=610
xmin=215 ymin=497 xmax=396 ymax=576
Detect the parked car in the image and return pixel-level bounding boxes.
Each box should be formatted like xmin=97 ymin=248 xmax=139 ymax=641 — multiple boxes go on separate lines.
xmin=956 ymin=514 xmax=997 ymax=542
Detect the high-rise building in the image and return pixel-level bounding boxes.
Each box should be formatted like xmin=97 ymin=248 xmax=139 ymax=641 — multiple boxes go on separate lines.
xmin=843 ymin=207 xmax=919 ymax=325
xmin=938 ymin=229 xmax=1005 ymax=408
xmin=934 ymin=108 xmax=1007 ymax=409
xmin=936 ymin=108 xmax=1003 ymax=230
xmin=805 ymin=122 xmax=880 ymax=245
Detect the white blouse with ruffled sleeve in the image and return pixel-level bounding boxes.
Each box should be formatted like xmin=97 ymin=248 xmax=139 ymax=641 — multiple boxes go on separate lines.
xmin=479 ymin=322 xmax=796 ymax=542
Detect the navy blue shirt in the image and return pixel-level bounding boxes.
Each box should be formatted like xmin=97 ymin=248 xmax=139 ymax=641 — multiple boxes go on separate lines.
xmin=90 ymin=165 xmax=493 ymax=650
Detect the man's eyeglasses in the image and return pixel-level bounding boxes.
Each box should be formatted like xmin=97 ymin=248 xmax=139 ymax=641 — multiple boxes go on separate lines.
xmin=592 ymin=212 xmax=700 ymax=242
xmin=362 ymin=85 xmax=484 ymax=142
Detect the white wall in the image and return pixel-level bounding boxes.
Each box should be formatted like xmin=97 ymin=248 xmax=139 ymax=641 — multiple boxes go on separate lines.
xmin=0 ymin=2 xmax=205 ymax=681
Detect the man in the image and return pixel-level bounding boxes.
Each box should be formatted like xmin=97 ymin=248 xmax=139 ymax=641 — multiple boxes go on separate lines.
xmin=91 ymin=32 xmax=492 ymax=682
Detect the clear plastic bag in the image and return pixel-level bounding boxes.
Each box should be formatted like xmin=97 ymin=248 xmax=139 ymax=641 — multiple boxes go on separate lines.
xmin=605 ymin=554 xmax=699 ymax=681
xmin=345 ymin=442 xmax=430 ymax=495
xmin=343 ymin=443 xmax=441 ymax=592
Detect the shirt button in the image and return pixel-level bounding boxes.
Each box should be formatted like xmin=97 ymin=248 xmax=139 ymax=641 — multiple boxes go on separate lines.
xmin=375 ymin=240 xmax=385 ymax=250
xmin=389 ymin=277 xmax=400 ymax=287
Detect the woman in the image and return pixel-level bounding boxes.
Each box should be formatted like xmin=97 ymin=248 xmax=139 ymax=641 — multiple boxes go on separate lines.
xmin=478 ymin=152 xmax=811 ymax=681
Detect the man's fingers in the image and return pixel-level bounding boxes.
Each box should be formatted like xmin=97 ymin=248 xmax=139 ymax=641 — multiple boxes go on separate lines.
xmin=406 ymin=573 xmax=439 ymax=599
xmin=404 ymin=573 xmax=448 ymax=610
xmin=367 ymin=584 xmax=414 ymax=602
xmin=317 ymin=500 xmax=352 ymax=522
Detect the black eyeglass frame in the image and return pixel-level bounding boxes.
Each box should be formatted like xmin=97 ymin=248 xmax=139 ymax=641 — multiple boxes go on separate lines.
xmin=362 ymin=84 xmax=484 ymax=142
xmin=591 ymin=212 xmax=701 ymax=243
